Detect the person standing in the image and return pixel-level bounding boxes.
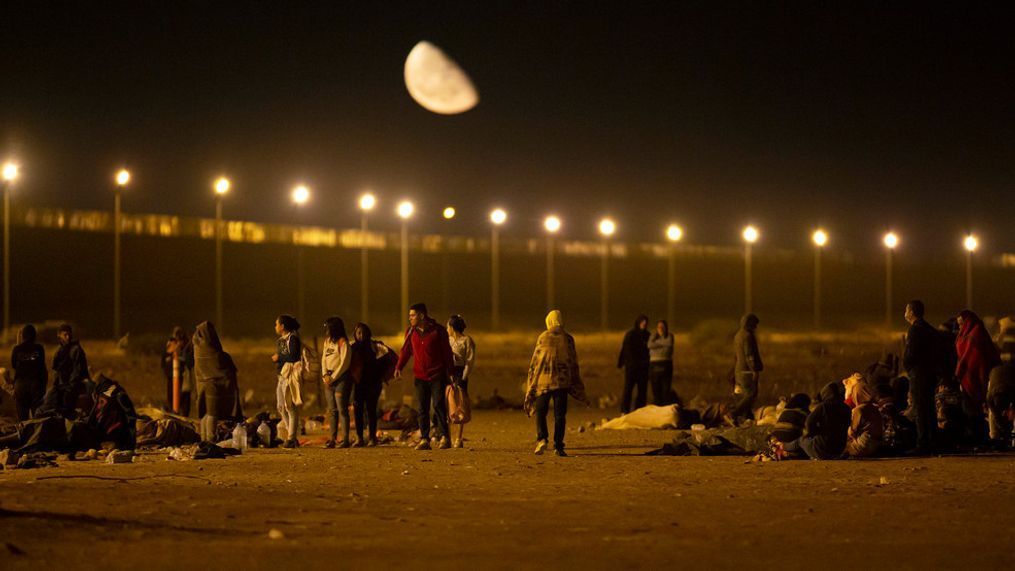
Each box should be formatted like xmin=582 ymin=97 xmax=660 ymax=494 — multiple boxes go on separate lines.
xmin=193 ymin=321 xmax=239 ymax=442
xmin=617 ymin=315 xmax=650 ymax=414
xmin=731 ymin=313 xmax=763 ymax=424
xmin=395 ymin=303 xmax=454 ymax=451
xmin=321 ymin=317 xmax=353 ymax=448
xmin=955 ymin=310 xmax=1002 ymax=414
xmin=162 ymin=326 xmax=194 ymax=417
xmin=447 ymin=314 xmax=476 ymax=448
xmin=11 ymin=324 xmax=47 ymax=421
xmin=350 ymin=322 xmax=393 ymax=447
xmin=37 ymin=323 xmax=89 ymax=419
xmin=272 ymin=314 xmax=303 ymax=448
xmin=524 ymin=310 xmax=588 ymax=456
xmin=903 ymin=300 xmax=942 ymax=454
xmin=647 ymin=319 xmax=675 ymax=405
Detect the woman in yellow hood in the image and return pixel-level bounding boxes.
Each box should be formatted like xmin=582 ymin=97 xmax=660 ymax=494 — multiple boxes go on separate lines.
xmin=524 ymin=310 xmax=588 ymax=456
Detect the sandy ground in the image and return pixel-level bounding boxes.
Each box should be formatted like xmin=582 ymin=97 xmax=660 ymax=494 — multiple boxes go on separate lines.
xmin=2 ymin=407 xmax=1013 ymax=570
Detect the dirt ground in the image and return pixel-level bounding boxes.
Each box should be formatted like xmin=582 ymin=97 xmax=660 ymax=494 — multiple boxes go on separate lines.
xmin=2 ymin=329 xmax=1013 ymax=569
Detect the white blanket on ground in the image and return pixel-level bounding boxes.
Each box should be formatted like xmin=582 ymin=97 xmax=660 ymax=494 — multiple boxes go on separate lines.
xmin=599 ymin=405 xmax=680 ymax=430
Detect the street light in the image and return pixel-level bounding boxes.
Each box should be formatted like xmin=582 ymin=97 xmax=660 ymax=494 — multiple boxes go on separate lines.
xmin=598 ymin=218 xmax=616 ymax=330
xmin=964 ymin=234 xmax=978 ymax=310
xmin=213 ymin=176 xmax=230 ymax=332
xmin=811 ymin=229 xmax=828 ymax=330
xmin=397 ymin=200 xmax=414 ymax=321
xmin=544 ymin=216 xmax=561 ymax=312
xmin=358 ymin=192 xmax=376 ymax=323
xmin=443 ymin=206 xmax=456 ymax=220
xmin=742 ymin=225 xmax=759 ymax=314
xmin=113 ymin=168 xmax=130 ymax=339
xmin=292 ymin=185 xmax=311 ymax=320
xmin=665 ymin=224 xmax=683 ymax=328
xmin=883 ymin=231 xmax=899 ymax=327
xmin=489 ymin=209 xmax=507 ymax=330
xmin=2 ymin=162 xmax=19 ymax=344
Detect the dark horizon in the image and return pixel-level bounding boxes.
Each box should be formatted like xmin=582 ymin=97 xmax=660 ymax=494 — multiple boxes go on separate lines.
xmin=3 ymin=2 xmax=1013 ymax=257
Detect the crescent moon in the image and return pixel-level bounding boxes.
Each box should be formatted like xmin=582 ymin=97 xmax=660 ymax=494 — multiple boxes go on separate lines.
xmin=404 ymin=41 xmax=479 ymax=115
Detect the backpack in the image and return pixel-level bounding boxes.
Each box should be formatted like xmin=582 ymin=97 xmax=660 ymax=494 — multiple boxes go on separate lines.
xmin=300 ymin=342 xmax=322 ymax=385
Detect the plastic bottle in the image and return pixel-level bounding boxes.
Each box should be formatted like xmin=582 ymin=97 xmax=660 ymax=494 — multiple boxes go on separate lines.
xmin=257 ymin=421 xmax=272 ymax=448
xmin=232 ymin=423 xmax=248 ymax=453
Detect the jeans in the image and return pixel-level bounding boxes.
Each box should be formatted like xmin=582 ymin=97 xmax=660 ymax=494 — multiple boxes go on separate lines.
xmin=354 ymin=382 xmax=382 ymax=441
xmin=731 ymin=372 xmax=759 ymax=421
xmin=649 ymin=361 xmax=673 ymax=405
xmin=13 ymin=379 xmax=45 ymax=422
xmin=323 ymin=376 xmax=353 ymax=442
xmin=535 ymin=389 xmax=569 ymax=450
xmin=621 ymin=366 xmax=649 ymax=414
xmin=415 ymin=374 xmax=449 ymax=441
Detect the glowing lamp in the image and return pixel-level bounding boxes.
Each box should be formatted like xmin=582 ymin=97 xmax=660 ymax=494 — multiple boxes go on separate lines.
xmin=214 ymin=177 xmax=231 ymax=195
xmin=359 ymin=193 xmax=376 ymax=211
xmin=490 ymin=208 xmax=507 ymax=225
xmin=964 ymin=235 xmax=978 ymax=252
xmin=812 ymin=229 xmax=828 ymax=247
xmin=2 ymin=162 xmax=18 ymax=182
xmin=666 ymin=224 xmax=683 ymax=242
xmin=599 ymin=218 xmax=616 ymax=237
xmin=883 ymin=232 xmax=899 ymax=249
xmin=292 ymin=185 xmax=310 ymax=205
xmin=397 ymin=200 xmax=414 ymax=219
xmin=742 ymin=225 xmax=759 ymax=243
xmin=115 ymin=169 xmax=130 ymax=187
xmin=544 ymin=215 xmax=561 ymax=234
xmin=443 ymin=207 xmax=456 ymax=220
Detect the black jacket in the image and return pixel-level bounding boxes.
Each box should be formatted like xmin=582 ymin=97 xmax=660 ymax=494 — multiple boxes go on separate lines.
xmin=52 ymin=340 xmax=89 ymax=387
xmin=12 ymin=342 xmax=47 ymax=387
xmin=903 ymin=319 xmax=942 ymax=377
xmin=618 ymin=327 xmax=650 ymax=370
xmin=804 ymin=382 xmax=851 ymax=459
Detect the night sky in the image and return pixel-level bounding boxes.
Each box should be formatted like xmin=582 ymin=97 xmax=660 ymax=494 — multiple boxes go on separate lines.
xmin=2 ymin=2 xmax=1013 ymax=255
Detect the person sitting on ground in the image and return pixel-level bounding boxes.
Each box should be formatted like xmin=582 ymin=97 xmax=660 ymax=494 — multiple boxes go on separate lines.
xmin=986 ymin=363 xmax=1015 ymax=448
xmin=193 ymin=321 xmax=239 ymax=443
xmin=873 ymin=382 xmax=916 ymax=455
xmin=935 ymin=379 xmax=969 ymax=449
xmin=446 ymin=314 xmax=476 ymax=448
xmin=864 ymin=353 xmax=899 ymax=389
xmin=781 ymin=381 xmax=851 ymax=460
xmin=846 ymin=381 xmax=883 ymax=458
xmin=771 ymin=393 xmax=811 ymax=444
xmin=524 ymin=310 xmax=589 ymax=457
xmin=617 ymin=314 xmax=650 ymax=414
xmin=350 ymin=322 xmax=394 ymax=447
xmin=36 ymin=323 xmax=90 ymax=420
xmin=68 ymin=373 xmax=138 ymax=451
xmin=272 ymin=314 xmax=303 ymax=448
xmin=11 ymin=324 xmax=47 ymax=421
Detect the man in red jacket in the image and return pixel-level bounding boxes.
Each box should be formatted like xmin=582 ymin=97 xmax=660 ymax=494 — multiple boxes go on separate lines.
xmin=395 ymin=303 xmax=454 ymax=450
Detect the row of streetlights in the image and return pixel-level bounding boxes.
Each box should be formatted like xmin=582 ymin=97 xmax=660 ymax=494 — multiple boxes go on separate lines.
xmin=0 ymin=163 xmax=989 ymax=339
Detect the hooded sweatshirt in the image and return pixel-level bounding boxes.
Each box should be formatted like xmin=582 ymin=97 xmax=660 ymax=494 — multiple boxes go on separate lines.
xmin=193 ymin=321 xmax=237 ymax=383
xmin=52 ymin=339 xmax=89 ymax=387
xmin=847 ymin=381 xmax=884 ymax=456
xmin=618 ymin=315 xmax=650 ymax=370
xmin=11 ymin=325 xmax=47 ymax=388
xmin=524 ymin=311 xmax=588 ymax=414
xmin=734 ymin=314 xmax=763 ymax=374
xmin=955 ymin=311 xmax=1002 ymax=407
xmin=803 ymin=382 xmax=851 ymax=459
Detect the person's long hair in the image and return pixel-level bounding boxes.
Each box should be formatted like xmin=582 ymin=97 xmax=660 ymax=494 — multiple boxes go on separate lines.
xmin=656 ymin=320 xmax=669 ymax=337
xmin=277 ymin=314 xmax=300 ymax=333
xmin=324 ymin=317 xmax=347 ymax=343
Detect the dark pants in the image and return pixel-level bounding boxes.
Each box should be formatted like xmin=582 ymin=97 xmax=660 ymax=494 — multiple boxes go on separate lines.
xmin=354 ymin=382 xmax=382 ymax=441
xmin=622 ymin=366 xmax=649 ymax=414
xmin=649 ymin=361 xmax=673 ymax=405
xmin=13 ymin=379 xmax=45 ymax=422
xmin=415 ymin=375 xmax=449 ymax=441
xmin=324 ymin=377 xmax=353 ymax=442
xmin=731 ymin=372 xmax=759 ymax=421
xmin=908 ymin=371 xmax=938 ymax=450
xmin=535 ymin=389 xmax=569 ymax=450
xmin=37 ymin=381 xmax=84 ymax=420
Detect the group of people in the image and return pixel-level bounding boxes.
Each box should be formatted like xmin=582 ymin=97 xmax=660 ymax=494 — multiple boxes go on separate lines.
xmin=763 ymin=300 xmax=1015 ymax=460
xmin=617 ymin=316 xmax=678 ymax=413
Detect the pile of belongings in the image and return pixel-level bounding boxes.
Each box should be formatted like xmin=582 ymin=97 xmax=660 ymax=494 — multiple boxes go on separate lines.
xmin=135 ymin=407 xmax=201 ymax=447
xmin=647 ymin=424 xmax=774 ymax=456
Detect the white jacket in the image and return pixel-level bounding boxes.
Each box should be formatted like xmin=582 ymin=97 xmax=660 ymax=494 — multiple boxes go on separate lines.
xmin=321 ymin=337 xmax=351 ymax=382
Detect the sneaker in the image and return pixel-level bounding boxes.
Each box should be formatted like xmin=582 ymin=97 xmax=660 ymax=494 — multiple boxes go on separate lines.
xmin=366 ymin=438 xmax=378 ymax=448
xmin=352 ymin=438 xmax=365 ymax=448
xmin=439 ymin=437 xmax=451 ymax=450
xmin=324 ymin=439 xmax=336 ymax=449
xmin=337 ymin=440 xmax=351 ymax=449
xmin=282 ymin=440 xmax=297 ymax=449
xmin=534 ymin=440 xmax=548 ymax=455
xmin=415 ymin=439 xmax=432 ymax=451
xmin=554 ymin=448 xmax=568 ymax=457
xmin=452 ymin=439 xmax=463 ymax=449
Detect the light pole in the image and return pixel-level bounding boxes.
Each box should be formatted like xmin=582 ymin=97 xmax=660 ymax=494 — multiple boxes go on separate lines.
xmin=742 ymin=225 xmax=759 ymax=314
xmin=489 ymin=208 xmax=507 ymax=330
xmin=665 ymin=224 xmax=683 ymax=328
xmin=441 ymin=206 xmax=456 ymax=318
xmin=964 ymin=234 xmax=978 ymax=310
xmin=213 ymin=177 xmax=230 ymax=331
xmin=292 ymin=185 xmax=311 ymax=320
xmin=397 ymin=200 xmax=414 ymax=320
xmin=811 ymin=229 xmax=828 ymax=330
xmin=113 ymin=169 xmax=130 ymax=339
xmin=598 ymin=218 xmax=616 ymax=331
xmin=544 ymin=215 xmax=561 ymax=312
xmin=358 ymin=192 xmax=376 ymax=323
xmin=883 ymin=231 xmax=899 ymax=328
xmin=2 ymin=162 xmax=18 ymax=344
